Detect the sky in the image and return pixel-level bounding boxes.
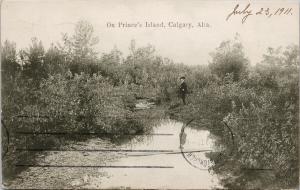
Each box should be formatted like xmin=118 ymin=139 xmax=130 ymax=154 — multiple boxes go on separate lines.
xmin=1 ymin=0 xmax=299 ymax=65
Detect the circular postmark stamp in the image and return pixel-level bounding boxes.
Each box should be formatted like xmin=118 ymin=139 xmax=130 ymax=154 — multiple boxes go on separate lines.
xmin=179 ymin=119 xmax=235 ymax=170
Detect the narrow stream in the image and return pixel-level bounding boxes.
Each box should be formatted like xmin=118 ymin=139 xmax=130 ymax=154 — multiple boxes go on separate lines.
xmin=7 ymin=119 xmax=221 ymax=189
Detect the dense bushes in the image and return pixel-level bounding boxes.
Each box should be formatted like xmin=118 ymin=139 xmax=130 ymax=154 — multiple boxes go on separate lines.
xmin=37 ymin=72 xmax=141 ymax=133
xmin=169 ymin=43 xmax=299 ymax=189
xmin=222 ymin=90 xmax=298 ymax=188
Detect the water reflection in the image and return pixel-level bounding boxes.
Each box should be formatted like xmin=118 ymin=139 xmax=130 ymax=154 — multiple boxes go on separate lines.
xmin=93 ymin=119 xmax=221 ymax=189
xmin=7 ymin=119 xmax=222 ymax=189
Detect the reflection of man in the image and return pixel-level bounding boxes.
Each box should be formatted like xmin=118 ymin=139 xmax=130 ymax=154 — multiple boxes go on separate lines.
xmin=179 ymin=126 xmax=186 ymax=149
xmin=179 ymin=76 xmax=188 ymax=105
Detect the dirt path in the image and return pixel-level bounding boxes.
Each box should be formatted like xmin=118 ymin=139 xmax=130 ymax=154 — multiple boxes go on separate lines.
xmin=6 ymin=138 xmax=125 ymax=189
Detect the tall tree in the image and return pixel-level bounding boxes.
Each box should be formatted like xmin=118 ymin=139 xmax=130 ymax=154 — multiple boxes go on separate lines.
xmin=44 ymin=43 xmax=67 ymax=75
xmin=1 ymin=40 xmax=20 ymax=79
xmin=22 ymin=37 xmax=47 ymax=86
xmin=59 ymin=20 xmax=99 ymax=71
xmin=209 ymin=35 xmax=249 ymax=81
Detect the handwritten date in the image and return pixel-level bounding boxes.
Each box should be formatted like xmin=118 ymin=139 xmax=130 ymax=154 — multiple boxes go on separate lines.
xmin=226 ymin=3 xmax=293 ymax=24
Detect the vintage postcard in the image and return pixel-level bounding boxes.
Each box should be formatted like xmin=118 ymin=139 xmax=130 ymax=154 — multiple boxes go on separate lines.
xmin=1 ymin=0 xmax=299 ymax=189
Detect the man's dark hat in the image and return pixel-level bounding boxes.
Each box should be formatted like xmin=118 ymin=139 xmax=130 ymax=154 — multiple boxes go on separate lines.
xmin=180 ymin=76 xmax=185 ymax=79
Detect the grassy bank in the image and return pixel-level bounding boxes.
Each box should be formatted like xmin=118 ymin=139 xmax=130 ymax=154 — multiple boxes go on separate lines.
xmin=167 ymin=75 xmax=298 ymax=189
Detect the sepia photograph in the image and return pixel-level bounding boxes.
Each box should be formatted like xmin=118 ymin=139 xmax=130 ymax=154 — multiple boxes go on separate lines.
xmin=0 ymin=0 xmax=299 ymax=189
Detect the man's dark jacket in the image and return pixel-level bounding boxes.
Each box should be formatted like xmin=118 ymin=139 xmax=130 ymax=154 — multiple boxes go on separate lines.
xmin=179 ymin=82 xmax=188 ymax=96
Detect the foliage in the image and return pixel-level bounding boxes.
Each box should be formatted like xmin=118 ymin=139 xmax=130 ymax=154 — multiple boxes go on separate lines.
xmin=170 ymin=44 xmax=299 ymax=189
xmin=21 ymin=38 xmax=48 ymax=86
xmin=1 ymin=40 xmax=20 ymax=79
xmin=209 ymin=35 xmax=249 ymax=81
xmin=59 ymin=20 xmax=99 ymax=74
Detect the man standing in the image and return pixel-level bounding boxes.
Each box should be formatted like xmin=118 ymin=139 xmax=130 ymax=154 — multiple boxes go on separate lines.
xmin=179 ymin=76 xmax=188 ymax=105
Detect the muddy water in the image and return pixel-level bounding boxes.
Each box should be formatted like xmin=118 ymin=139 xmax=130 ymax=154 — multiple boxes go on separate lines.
xmin=7 ymin=119 xmax=221 ymax=189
